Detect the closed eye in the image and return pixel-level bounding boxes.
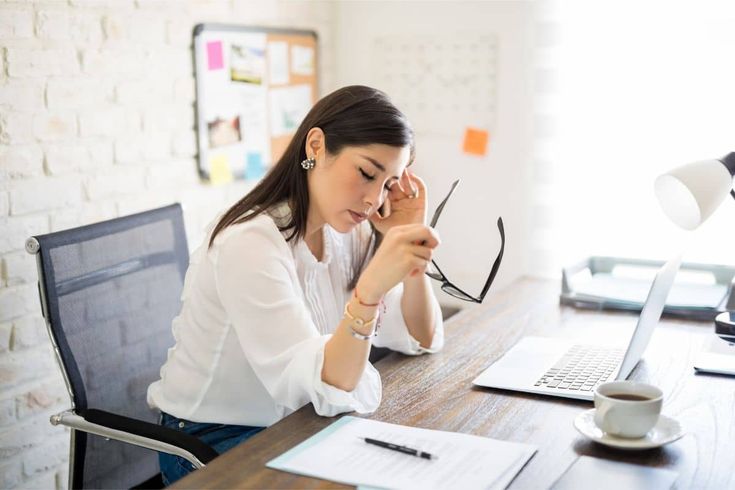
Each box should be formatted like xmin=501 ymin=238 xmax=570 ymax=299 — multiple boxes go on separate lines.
xmin=359 ymin=167 xmax=375 ymax=181
xmin=359 ymin=168 xmax=392 ymax=191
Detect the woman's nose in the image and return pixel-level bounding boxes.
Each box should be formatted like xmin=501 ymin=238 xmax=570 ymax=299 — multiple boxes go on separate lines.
xmin=364 ymin=184 xmax=384 ymax=212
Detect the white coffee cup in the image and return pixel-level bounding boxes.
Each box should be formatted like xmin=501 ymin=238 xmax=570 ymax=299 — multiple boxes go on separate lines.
xmin=593 ymin=381 xmax=663 ymax=438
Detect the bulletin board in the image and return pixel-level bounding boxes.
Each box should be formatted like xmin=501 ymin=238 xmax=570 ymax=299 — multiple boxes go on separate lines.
xmin=193 ymin=24 xmax=319 ymax=184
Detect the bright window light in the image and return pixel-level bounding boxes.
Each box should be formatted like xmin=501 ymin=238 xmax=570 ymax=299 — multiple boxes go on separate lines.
xmin=540 ymin=0 xmax=735 ymax=272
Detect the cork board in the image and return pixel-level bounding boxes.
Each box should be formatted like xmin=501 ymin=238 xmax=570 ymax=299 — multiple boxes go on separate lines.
xmin=193 ymin=23 xmax=318 ymax=184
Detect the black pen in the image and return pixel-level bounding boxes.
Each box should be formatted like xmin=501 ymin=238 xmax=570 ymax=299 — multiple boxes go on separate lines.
xmin=363 ymin=437 xmax=437 ymax=460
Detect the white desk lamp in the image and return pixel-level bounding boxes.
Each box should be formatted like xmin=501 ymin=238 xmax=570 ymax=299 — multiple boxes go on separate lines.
xmin=654 ymin=152 xmax=735 ymax=343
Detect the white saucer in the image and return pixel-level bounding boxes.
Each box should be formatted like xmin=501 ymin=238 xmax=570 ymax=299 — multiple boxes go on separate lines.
xmin=574 ymin=409 xmax=684 ymax=450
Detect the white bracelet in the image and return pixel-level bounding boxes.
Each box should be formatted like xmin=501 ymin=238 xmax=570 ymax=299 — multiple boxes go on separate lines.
xmin=344 ymin=303 xmax=377 ymax=341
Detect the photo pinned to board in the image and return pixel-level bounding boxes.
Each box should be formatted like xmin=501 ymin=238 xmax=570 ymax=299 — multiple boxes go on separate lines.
xmin=207 ymin=115 xmax=242 ymax=149
xmin=231 ymin=43 xmax=266 ymax=84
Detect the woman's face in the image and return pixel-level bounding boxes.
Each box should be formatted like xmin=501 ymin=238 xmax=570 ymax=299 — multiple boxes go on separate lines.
xmin=307 ymin=141 xmax=411 ymax=234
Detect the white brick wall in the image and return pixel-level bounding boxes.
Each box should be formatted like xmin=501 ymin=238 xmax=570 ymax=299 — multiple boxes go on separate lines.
xmin=9 ymin=176 xmax=84 ymax=216
xmin=0 ymin=113 xmax=34 ymax=144
xmin=7 ymin=48 xmax=80 ymax=78
xmin=0 ymin=1 xmax=337 ymax=488
xmin=0 ymin=8 xmax=33 ymax=40
xmin=0 ymin=80 xmax=45 ymax=112
xmin=0 ymin=145 xmax=45 ymax=179
xmin=0 ymin=192 xmax=8 ymax=217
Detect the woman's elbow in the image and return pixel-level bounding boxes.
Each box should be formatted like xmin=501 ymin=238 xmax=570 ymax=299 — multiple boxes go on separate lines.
xmin=321 ymin=371 xmax=358 ymax=393
xmin=325 ymin=378 xmax=358 ymax=392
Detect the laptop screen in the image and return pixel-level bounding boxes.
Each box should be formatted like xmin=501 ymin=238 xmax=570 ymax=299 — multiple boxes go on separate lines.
xmin=616 ymin=255 xmax=682 ymax=379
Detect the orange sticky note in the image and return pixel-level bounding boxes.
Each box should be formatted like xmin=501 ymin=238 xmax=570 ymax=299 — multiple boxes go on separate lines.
xmin=462 ymin=128 xmax=489 ymax=156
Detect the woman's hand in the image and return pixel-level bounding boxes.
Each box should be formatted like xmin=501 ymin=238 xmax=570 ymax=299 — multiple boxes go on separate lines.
xmin=369 ymin=169 xmax=428 ymax=234
xmin=356 ymin=223 xmax=440 ymax=303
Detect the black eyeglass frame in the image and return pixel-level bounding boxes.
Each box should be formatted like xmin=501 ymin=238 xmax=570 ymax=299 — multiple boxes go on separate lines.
xmin=425 ymin=179 xmax=505 ymax=303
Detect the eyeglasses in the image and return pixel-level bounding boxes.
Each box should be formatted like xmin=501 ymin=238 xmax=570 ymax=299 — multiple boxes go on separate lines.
xmin=425 ymin=179 xmax=505 ymax=303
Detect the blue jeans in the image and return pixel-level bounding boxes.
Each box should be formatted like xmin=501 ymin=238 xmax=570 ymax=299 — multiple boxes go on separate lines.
xmin=158 ymin=412 xmax=264 ymax=486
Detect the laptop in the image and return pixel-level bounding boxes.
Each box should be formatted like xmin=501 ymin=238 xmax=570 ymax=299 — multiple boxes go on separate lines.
xmin=473 ymin=255 xmax=681 ymax=401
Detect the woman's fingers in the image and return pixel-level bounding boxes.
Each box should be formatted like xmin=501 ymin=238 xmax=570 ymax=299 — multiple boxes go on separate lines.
xmin=407 ymin=244 xmax=433 ymax=261
xmin=391 ymin=177 xmax=407 ymax=197
xmin=407 ymin=169 xmax=426 ymax=194
xmin=401 ymin=170 xmax=419 ymax=199
xmin=392 ymin=224 xmax=441 ymax=248
xmin=389 ymin=169 xmax=423 ymax=200
xmin=409 ymin=255 xmax=431 ymax=276
xmin=378 ymin=195 xmax=391 ymax=218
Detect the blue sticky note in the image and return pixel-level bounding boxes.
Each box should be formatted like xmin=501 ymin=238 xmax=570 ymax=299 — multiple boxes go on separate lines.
xmin=246 ymin=152 xmax=265 ymax=180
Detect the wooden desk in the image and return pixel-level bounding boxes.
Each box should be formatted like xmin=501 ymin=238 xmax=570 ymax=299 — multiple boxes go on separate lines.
xmin=174 ymin=278 xmax=734 ymax=489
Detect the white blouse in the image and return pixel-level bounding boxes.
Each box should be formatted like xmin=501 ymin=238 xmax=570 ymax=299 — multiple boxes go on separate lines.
xmin=147 ymin=204 xmax=444 ymax=427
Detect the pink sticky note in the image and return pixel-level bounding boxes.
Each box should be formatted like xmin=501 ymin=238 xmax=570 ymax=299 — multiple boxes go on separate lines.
xmin=207 ymin=41 xmax=224 ymax=70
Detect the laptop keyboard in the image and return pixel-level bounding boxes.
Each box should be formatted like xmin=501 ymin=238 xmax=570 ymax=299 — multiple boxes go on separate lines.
xmin=534 ymin=344 xmax=625 ymax=391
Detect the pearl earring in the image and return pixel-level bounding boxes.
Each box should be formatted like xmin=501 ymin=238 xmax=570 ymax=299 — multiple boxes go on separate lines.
xmin=300 ymin=156 xmax=316 ymax=170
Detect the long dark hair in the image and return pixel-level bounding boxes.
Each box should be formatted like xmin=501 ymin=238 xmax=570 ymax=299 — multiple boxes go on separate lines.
xmin=208 ymin=85 xmax=415 ymax=289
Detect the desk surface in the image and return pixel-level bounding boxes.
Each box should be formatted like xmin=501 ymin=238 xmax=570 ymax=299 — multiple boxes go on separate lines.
xmin=174 ymin=277 xmax=734 ymax=489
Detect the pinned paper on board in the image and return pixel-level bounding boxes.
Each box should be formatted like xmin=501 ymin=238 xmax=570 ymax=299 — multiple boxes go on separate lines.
xmin=290 ymin=45 xmax=314 ymax=75
xmin=231 ymin=42 xmax=266 ymax=84
xmin=268 ymin=42 xmax=289 ymax=85
xmin=246 ymin=152 xmax=266 ymax=179
xmin=462 ymin=127 xmax=489 ymax=156
xmin=207 ymin=41 xmax=224 ymax=71
xmin=209 ymin=154 xmax=233 ymax=185
xmin=269 ymin=85 xmax=312 ymax=137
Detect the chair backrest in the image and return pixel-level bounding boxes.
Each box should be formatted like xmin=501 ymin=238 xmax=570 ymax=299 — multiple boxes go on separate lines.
xmin=30 ymin=204 xmax=189 ymax=489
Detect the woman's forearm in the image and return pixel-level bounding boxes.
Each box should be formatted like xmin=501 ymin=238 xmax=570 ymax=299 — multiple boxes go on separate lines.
xmin=401 ymin=273 xmax=436 ymax=348
xmin=321 ymin=298 xmax=376 ymax=392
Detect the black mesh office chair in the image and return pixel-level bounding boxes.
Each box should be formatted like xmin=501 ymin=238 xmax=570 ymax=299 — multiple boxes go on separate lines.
xmin=26 ymin=204 xmax=217 ymax=489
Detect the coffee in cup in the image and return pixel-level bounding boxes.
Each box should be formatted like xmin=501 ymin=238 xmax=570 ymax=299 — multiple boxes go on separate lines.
xmin=594 ymin=381 xmax=663 ymax=438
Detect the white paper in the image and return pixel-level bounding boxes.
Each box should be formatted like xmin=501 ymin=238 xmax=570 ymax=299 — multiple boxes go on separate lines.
xmin=268 ymin=41 xmax=289 ymax=85
xmin=291 ymin=45 xmax=314 ymax=75
xmin=237 ymin=85 xmax=270 ymax=165
xmin=269 ymin=417 xmax=536 ymax=490
xmin=269 ymin=84 xmax=312 ymax=137
xmin=552 ymin=456 xmax=678 ymax=490
xmin=694 ymin=336 xmax=735 ymax=375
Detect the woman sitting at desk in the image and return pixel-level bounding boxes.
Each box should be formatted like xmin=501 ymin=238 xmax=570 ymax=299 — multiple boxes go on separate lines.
xmin=147 ymin=85 xmax=445 ymax=485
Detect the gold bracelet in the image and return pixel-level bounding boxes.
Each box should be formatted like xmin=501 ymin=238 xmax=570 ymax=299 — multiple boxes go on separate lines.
xmin=344 ymin=303 xmax=378 ymax=341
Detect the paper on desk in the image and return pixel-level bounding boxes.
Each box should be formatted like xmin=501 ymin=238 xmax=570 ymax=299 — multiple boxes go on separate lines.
xmin=693 ymin=336 xmax=735 ymax=376
xmin=267 ymin=416 xmax=536 ymax=490
xmin=551 ymin=456 xmax=677 ymax=489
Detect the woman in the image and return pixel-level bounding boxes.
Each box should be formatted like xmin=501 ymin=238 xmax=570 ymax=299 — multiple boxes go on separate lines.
xmin=147 ymin=85 xmax=444 ymax=485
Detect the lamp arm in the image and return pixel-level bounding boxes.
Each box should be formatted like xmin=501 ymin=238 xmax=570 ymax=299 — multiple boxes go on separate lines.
xmin=722 ymin=152 xmax=735 ymax=176
xmin=720 ymin=153 xmax=735 ymax=202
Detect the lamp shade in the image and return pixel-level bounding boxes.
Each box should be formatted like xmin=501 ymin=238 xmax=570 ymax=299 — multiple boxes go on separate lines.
xmin=654 ymin=156 xmax=734 ymax=230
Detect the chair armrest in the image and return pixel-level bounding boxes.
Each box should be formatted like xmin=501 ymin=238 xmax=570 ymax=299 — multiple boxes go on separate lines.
xmin=51 ymin=408 xmax=218 ymax=468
